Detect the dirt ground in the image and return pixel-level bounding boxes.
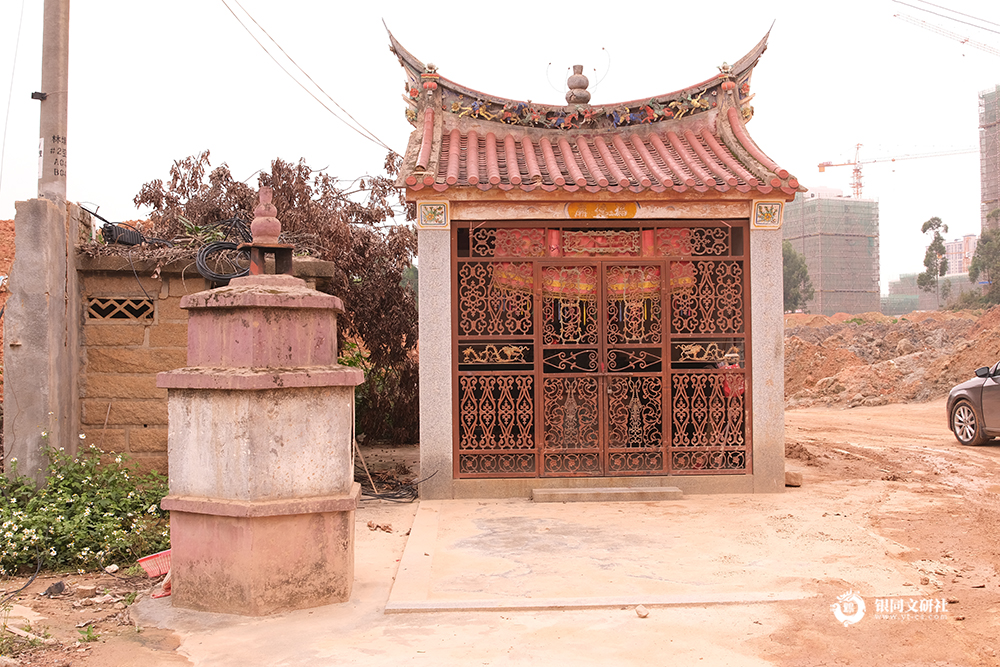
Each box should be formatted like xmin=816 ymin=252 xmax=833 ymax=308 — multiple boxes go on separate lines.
xmin=776 ymin=400 xmax=1000 ymax=666
xmin=784 ymin=307 xmax=1000 ymax=409
xmin=2 ymin=400 xmax=999 ymax=666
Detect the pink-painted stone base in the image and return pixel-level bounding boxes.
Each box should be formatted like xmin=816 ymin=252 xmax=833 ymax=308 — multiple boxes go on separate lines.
xmin=165 ymin=484 xmax=359 ymax=616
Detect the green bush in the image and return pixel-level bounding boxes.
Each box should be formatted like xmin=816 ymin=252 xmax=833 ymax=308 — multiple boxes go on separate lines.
xmin=0 ymin=446 xmax=169 ymax=576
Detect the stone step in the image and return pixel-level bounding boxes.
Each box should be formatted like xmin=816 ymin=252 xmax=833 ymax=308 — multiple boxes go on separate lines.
xmin=531 ymin=487 xmax=683 ymax=503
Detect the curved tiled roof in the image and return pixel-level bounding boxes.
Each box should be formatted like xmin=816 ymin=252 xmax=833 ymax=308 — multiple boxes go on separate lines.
xmin=391 ymin=30 xmax=799 ymax=197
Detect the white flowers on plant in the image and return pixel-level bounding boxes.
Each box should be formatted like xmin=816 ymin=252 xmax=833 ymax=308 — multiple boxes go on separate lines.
xmin=2 ymin=442 xmax=169 ymax=574
xmin=79 ymin=433 xmax=86 ymax=440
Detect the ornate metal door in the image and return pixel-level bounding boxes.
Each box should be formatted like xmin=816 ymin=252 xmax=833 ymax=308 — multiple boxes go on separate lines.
xmin=454 ymin=223 xmax=749 ymax=479
xmin=539 ymin=261 xmax=664 ymax=476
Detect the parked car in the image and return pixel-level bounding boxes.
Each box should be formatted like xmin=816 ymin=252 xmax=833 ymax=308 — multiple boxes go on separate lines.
xmin=947 ymin=361 xmax=1000 ymax=445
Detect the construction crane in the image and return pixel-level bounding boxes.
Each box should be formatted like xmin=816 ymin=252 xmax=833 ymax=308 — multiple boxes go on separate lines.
xmin=894 ymin=12 xmax=1000 ymax=58
xmin=818 ymin=144 xmax=978 ymax=198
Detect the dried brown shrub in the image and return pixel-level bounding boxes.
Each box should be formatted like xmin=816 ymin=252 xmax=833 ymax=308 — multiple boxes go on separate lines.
xmin=134 ymin=150 xmax=419 ymax=442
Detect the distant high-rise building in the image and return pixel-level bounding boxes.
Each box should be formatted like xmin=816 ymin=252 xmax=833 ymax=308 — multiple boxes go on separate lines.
xmin=980 ymin=86 xmax=1000 ymax=232
xmin=944 ymin=235 xmax=978 ymax=276
xmin=783 ymin=190 xmax=880 ymax=316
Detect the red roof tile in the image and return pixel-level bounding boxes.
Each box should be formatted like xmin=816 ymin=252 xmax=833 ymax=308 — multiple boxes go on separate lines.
xmin=391 ymin=30 xmax=799 ymax=197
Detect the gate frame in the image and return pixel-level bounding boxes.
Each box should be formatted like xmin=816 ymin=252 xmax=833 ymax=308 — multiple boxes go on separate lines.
xmin=417 ymin=197 xmax=786 ymax=499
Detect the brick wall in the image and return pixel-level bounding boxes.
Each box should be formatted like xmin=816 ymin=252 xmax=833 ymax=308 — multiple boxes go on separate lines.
xmin=79 ymin=262 xmax=204 ymax=475
xmin=77 ymin=255 xmax=335 ymax=475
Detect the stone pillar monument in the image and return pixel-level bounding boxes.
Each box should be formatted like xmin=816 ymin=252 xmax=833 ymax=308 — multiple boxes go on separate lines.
xmin=157 ymin=188 xmax=363 ymax=615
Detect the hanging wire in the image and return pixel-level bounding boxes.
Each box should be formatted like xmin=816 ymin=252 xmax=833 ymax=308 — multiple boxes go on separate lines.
xmin=544 ymin=47 xmax=612 ymax=99
xmin=544 ymin=62 xmax=568 ymax=96
xmin=591 ymin=47 xmax=612 ymax=93
xmin=910 ymin=0 xmax=1000 ymax=29
xmin=218 ymin=0 xmax=395 ymax=152
xmin=0 ymin=0 xmax=27 ymax=197
xmin=892 ymin=0 xmax=1000 ymax=35
xmin=229 ymin=0 xmax=392 ymax=152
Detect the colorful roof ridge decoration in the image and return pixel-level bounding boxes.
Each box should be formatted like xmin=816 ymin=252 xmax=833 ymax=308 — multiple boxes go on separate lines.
xmin=391 ymin=28 xmax=799 ymax=196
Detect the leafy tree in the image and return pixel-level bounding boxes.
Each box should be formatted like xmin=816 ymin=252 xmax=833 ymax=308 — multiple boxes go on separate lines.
xmin=969 ymin=228 xmax=1000 ymax=305
xmin=134 ymin=151 xmax=419 ymax=442
xmin=987 ymin=207 xmax=1000 ymax=230
xmin=782 ymin=240 xmax=814 ymax=312
xmin=916 ymin=216 xmax=948 ymax=309
xmin=402 ymin=264 xmax=419 ymax=308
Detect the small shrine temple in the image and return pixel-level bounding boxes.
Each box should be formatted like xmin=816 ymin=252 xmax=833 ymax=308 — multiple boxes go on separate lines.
xmin=391 ymin=30 xmax=800 ymax=498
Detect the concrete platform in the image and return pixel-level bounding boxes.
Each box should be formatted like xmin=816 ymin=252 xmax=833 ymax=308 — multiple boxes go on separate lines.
xmin=383 ymin=494 xmax=921 ymax=614
xmin=133 ymin=484 xmax=952 ymax=666
xmin=531 ymin=486 xmax=683 ymax=502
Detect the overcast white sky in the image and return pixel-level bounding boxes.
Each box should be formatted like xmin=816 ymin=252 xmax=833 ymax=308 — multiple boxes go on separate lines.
xmin=0 ymin=0 xmax=996 ymax=293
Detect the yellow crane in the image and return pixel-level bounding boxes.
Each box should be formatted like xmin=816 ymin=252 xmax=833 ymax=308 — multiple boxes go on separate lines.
xmin=818 ymin=144 xmax=977 ymax=198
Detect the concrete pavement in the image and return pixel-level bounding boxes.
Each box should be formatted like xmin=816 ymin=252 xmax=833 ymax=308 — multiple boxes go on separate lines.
xmin=133 ymin=479 xmax=935 ymax=666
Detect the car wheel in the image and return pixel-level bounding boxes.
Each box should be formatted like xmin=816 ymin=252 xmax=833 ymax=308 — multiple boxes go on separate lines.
xmin=951 ymin=400 xmax=987 ymax=446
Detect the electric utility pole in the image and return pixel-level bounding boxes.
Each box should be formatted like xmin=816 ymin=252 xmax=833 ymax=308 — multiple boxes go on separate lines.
xmin=4 ymin=0 xmax=75 ymax=483
xmin=37 ymin=0 xmax=69 ymax=202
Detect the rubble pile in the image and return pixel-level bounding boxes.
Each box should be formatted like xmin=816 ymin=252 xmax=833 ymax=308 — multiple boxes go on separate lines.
xmin=785 ymin=306 xmax=1000 ymax=409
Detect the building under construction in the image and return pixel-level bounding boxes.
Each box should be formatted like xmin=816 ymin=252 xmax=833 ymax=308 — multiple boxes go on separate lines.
xmin=783 ymin=191 xmax=880 ymax=316
xmin=982 ymin=85 xmax=1000 ymax=232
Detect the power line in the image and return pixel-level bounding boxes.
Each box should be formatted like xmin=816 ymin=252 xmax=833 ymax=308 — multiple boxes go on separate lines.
xmin=229 ymin=0 xmax=393 ymax=153
xmin=218 ymin=0 xmax=395 ymax=153
xmin=895 ymin=12 xmax=1000 ymax=57
xmin=892 ymin=0 xmax=1000 ymax=37
xmin=0 ymin=0 xmax=27 ymax=196
xmin=910 ymin=0 xmax=1000 ymax=29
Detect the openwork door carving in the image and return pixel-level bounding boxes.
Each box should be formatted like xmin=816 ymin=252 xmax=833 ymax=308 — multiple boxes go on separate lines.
xmin=671 ymin=372 xmax=746 ymax=471
xmin=671 ymin=261 xmax=744 ymax=334
xmin=458 ymin=262 xmax=534 ymax=336
xmin=457 ymin=375 xmax=536 ymax=476
xmin=542 ymin=377 xmax=600 ymax=449
xmin=542 ymin=377 xmax=602 ymax=476
xmin=541 ymin=265 xmax=599 ymax=345
xmin=606 ymin=265 xmax=662 ymax=345
xmin=606 ymin=376 xmax=663 ymax=474
xmin=455 ymin=222 xmax=749 ymax=479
